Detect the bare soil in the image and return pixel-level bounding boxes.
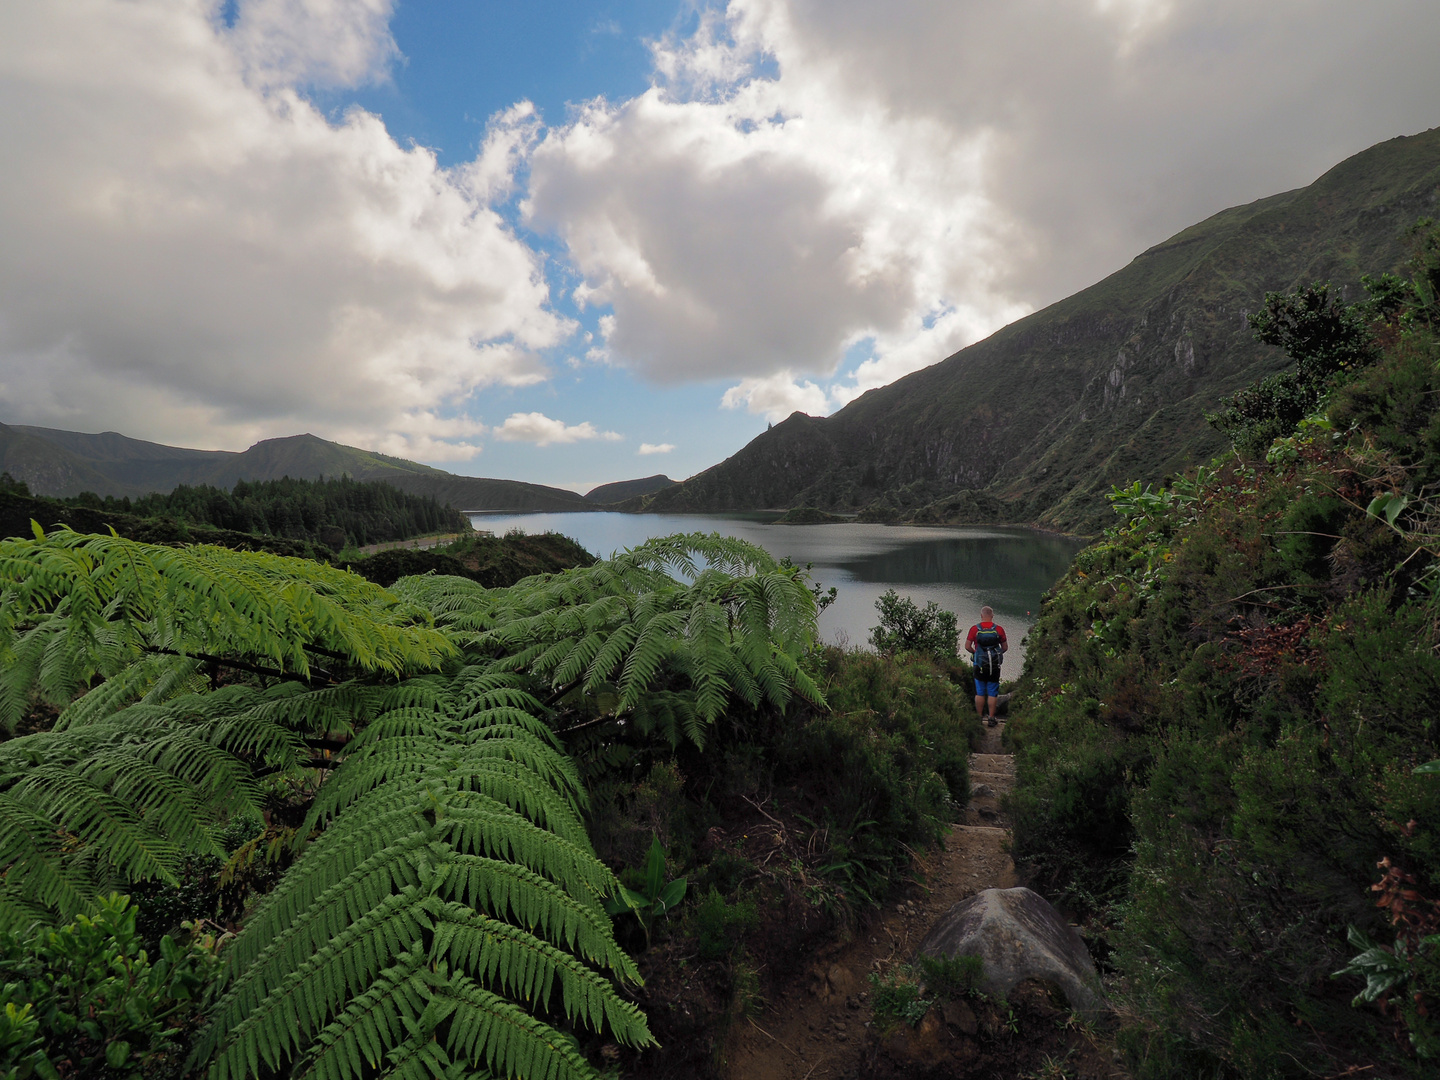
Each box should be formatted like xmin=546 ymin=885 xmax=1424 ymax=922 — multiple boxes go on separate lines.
xmin=720 ymin=721 xmax=1128 ymax=1080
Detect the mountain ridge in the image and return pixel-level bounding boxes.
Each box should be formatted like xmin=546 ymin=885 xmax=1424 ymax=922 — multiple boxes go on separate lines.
xmin=638 ymin=127 xmax=1440 ymax=532
xmin=584 ymin=474 xmax=677 ymax=504
xmin=0 ymin=426 xmax=590 ymax=513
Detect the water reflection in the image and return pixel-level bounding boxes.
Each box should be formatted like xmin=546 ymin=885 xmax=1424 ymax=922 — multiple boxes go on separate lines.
xmin=466 ymin=512 xmax=1085 ymax=674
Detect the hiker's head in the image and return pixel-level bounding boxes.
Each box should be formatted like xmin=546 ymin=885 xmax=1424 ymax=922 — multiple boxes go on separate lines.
xmin=980 ymin=605 xmax=994 ymax=621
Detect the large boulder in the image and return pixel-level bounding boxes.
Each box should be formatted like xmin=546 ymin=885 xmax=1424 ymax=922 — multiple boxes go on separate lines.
xmin=915 ymin=887 xmax=1106 ymax=1017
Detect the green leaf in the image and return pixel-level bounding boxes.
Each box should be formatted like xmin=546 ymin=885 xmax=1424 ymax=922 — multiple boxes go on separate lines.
xmin=1365 ymin=491 xmax=1410 ymax=527
xmin=1415 ymin=760 xmax=1440 ymax=775
xmin=656 ymin=878 xmax=687 ymax=913
xmin=644 ymin=835 xmax=665 ymax=903
xmin=105 ymin=1040 xmax=131 ymax=1069
xmin=603 ymin=888 xmax=646 ymax=916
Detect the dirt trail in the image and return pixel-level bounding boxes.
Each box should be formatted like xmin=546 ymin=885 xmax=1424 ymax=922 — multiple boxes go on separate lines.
xmin=725 ymin=721 xmax=1019 ymax=1079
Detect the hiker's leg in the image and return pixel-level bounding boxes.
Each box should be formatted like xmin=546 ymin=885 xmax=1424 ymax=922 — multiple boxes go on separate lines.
xmin=978 ymin=680 xmax=999 ymax=725
xmin=987 ymin=695 xmax=999 ymax=719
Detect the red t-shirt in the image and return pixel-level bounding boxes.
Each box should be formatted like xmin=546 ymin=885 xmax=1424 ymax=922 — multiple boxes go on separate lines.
xmin=966 ymin=622 xmax=1007 ymax=650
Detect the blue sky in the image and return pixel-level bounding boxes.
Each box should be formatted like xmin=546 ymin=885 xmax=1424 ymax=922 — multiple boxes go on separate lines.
xmin=311 ymin=0 xmax=776 ymax=492
xmin=3 ymin=1 xmax=1439 ymax=494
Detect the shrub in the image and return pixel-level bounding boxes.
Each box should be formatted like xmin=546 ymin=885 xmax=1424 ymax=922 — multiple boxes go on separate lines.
xmin=0 ymin=895 xmax=220 ymax=1080
xmin=692 ymin=888 xmax=760 ymax=961
xmin=869 ymin=589 xmax=959 ymax=661
xmin=917 ymin=953 xmax=985 ymax=998
xmin=869 ymin=969 xmax=932 ymax=1032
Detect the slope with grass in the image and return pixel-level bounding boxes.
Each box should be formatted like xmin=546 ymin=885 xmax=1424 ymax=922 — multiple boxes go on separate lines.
xmin=642 ymin=126 xmax=1440 ymax=532
xmin=1007 ymin=263 xmax=1440 ymax=1076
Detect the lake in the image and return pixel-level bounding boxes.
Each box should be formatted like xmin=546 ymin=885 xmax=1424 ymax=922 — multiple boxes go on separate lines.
xmin=466 ymin=512 xmax=1086 ymax=675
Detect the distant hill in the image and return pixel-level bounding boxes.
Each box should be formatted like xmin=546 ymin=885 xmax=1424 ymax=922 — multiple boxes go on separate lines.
xmin=0 ymin=427 xmax=590 ymax=513
xmin=642 ymin=127 xmax=1440 ymax=532
xmin=584 ymin=475 xmax=677 ymax=504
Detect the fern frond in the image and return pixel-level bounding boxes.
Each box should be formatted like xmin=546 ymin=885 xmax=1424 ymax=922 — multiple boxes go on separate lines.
xmin=0 ymin=531 xmax=455 ymax=729
xmin=204 ymin=692 xmax=652 ymax=1080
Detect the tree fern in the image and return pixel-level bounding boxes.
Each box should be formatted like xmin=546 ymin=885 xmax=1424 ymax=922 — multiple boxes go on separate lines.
xmin=0 ymin=529 xmax=832 ymax=1078
xmin=393 ymin=533 xmax=825 ymax=747
xmin=199 ymin=670 xmax=651 ymax=1080
xmin=0 ymin=529 xmax=454 ymax=730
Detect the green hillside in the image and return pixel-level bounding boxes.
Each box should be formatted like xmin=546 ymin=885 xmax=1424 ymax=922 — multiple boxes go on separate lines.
xmin=0 ymin=427 xmax=590 ymax=512
xmin=643 ymin=127 xmax=1440 ymax=532
xmin=1005 ymin=235 xmax=1440 ymax=1075
xmin=584 ymin=473 xmax=677 ymax=504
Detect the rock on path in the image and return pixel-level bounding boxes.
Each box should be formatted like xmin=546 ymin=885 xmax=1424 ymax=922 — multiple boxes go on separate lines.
xmin=724 ymin=720 xmax=1018 ymax=1079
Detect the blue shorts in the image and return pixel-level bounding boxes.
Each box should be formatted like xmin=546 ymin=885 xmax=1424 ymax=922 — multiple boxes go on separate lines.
xmin=974 ymin=678 xmax=1000 ymax=698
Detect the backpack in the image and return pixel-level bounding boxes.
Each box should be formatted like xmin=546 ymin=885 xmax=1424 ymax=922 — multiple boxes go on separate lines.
xmin=972 ymin=624 xmax=1004 ymax=680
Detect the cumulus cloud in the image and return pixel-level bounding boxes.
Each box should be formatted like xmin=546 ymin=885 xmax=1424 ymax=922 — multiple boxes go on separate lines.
xmin=527 ymin=0 xmax=1440 ymax=411
xmin=526 ymin=4 xmax=1017 ymax=396
xmin=0 ymin=0 xmax=567 ymax=455
xmin=494 ymin=412 xmax=622 ymax=447
xmin=638 ymin=442 xmax=675 ymax=455
xmin=6 ymin=0 xmax=1439 ymax=469
xmin=720 ymin=371 xmax=829 ymax=423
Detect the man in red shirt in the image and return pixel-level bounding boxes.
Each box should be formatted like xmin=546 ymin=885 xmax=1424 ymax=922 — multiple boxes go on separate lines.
xmin=964 ymin=606 xmax=1008 ymax=727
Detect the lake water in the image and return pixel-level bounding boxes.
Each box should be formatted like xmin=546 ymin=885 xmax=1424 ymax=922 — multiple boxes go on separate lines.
xmin=466 ymin=512 xmax=1085 ymax=675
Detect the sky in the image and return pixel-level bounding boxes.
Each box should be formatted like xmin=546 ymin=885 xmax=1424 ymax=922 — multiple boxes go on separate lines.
xmin=2 ymin=1 xmax=1439 ymax=494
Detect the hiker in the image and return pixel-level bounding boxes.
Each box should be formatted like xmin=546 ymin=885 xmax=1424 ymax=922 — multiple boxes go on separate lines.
xmin=965 ymin=606 xmax=1008 ymax=727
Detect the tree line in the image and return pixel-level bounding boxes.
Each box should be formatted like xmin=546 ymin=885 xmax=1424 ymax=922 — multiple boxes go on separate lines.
xmin=64 ymin=475 xmax=469 ymax=548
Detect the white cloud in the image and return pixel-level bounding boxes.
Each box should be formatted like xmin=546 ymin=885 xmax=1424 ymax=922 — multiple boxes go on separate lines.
xmin=494 ymin=412 xmax=622 ymax=447
xmin=341 ymin=412 xmax=489 ymax=462
xmin=721 ymin=371 xmax=830 ymax=423
xmin=526 ymin=0 xmax=1440 ymax=415
xmin=0 ymin=0 xmax=568 ymax=452
xmin=526 ymin=6 xmax=1018 ymax=394
xmin=232 ymin=0 xmax=399 ymax=90
xmin=638 ymin=442 xmax=675 ymax=455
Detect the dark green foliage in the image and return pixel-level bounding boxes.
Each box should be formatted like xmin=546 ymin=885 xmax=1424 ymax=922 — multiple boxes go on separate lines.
xmin=340 ymin=531 xmax=595 ymax=590
xmin=868 ymin=969 xmax=931 ymax=1031
xmin=1012 ymin=312 xmax=1440 ymax=1074
xmin=691 ymin=888 xmax=758 ymax=961
xmin=0 ymin=528 xmax=834 ymax=1080
xmin=916 ymin=953 xmax=985 ymax=999
xmin=65 ymin=476 xmax=467 ymax=549
xmin=868 ymin=589 xmax=959 ymax=662
xmin=1209 ymin=282 xmax=1381 ymax=458
xmin=0 ymin=893 xmax=220 ymax=1080
xmin=773 ymin=649 xmax=976 ymax=905
xmin=1207 ymin=369 xmax=1317 ymax=458
xmin=604 ymin=835 xmax=687 ymax=947
xmin=0 ymin=490 xmax=325 ymax=559
xmin=1248 ymin=283 xmax=1378 ymax=384
xmin=0 ymin=475 xmax=29 ymax=498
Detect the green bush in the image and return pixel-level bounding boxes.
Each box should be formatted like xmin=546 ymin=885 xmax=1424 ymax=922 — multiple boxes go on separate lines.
xmin=869 ymin=589 xmax=959 ymax=661
xmin=0 ymin=895 xmax=220 ymax=1080
xmin=772 ymin=648 xmax=976 ymax=907
xmin=1009 ymin=272 xmax=1440 ymax=1076
xmin=917 ymin=953 xmax=985 ymax=999
xmin=692 ymin=888 xmax=759 ymax=961
xmin=869 ymin=969 xmax=932 ymax=1032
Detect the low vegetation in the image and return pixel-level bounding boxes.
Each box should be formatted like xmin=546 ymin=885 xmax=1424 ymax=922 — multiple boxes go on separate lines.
xmin=1009 ymin=222 xmax=1440 ymax=1077
xmin=339 ymin=530 xmax=595 ymax=588
xmin=0 ymin=519 xmax=983 ymax=1080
